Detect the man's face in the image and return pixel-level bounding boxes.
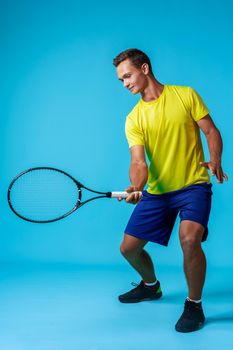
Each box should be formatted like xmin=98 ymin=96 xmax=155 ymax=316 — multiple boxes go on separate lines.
xmin=116 ymin=59 xmax=148 ymax=94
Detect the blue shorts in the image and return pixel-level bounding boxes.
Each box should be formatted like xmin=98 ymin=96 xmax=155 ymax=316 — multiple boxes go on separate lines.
xmin=125 ymin=183 xmax=213 ymax=246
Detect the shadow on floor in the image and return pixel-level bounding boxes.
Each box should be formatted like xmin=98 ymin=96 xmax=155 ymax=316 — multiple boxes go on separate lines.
xmin=206 ymin=312 xmax=233 ymax=324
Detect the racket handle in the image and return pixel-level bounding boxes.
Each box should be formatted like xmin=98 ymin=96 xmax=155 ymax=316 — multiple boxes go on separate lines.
xmin=111 ymin=191 xmax=142 ymax=198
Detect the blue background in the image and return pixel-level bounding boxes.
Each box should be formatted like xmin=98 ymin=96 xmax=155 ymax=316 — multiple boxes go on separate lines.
xmin=1 ymin=1 xmax=233 ymax=349
xmin=1 ymin=0 xmax=232 ymax=267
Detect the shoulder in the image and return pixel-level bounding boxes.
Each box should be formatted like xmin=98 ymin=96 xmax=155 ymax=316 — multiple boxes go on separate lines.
xmin=166 ymin=85 xmax=201 ymax=105
xmin=167 ymin=85 xmax=202 ymax=97
xmin=166 ymin=84 xmax=193 ymax=94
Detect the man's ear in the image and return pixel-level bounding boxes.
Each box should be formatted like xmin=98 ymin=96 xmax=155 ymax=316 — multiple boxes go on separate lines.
xmin=141 ymin=63 xmax=149 ymax=75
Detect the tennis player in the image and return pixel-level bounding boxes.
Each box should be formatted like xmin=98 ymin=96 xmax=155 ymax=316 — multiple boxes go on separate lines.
xmin=113 ymin=48 xmax=228 ymax=332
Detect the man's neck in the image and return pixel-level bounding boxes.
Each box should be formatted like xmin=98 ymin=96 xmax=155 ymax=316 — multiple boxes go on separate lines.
xmin=141 ymin=77 xmax=164 ymax=102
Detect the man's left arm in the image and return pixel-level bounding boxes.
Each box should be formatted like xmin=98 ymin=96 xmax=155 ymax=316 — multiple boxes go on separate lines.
xmin=197 ymin=114 xmax=228 ymax=183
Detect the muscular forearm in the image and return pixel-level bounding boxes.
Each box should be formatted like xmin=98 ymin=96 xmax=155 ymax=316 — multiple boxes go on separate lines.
xmin=206 ymin=128 xmax=223 ymax=163
xmin=129 ymin=161 xmax=148 ymax=191
xmin=200 ymin=127 xmax=227 ymax=183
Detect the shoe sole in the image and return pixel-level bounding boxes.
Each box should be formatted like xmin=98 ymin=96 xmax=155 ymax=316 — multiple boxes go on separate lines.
xmin=119 ymin=292 xmax=162 ymax=303
xmin=175 ymin=321 xmax=205 ymax=333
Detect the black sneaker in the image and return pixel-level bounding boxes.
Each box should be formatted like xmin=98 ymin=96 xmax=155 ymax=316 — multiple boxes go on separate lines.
xmin=175 ymin=300 xmax=205 ymax=333
xmin=118 ymin=280 xmax=162 ymax=303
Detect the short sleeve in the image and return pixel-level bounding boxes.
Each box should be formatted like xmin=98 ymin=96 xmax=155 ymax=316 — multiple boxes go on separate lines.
xmin=125 ymin=116 xmax=145 ymax=148
xmin=189 ymin=87 xmax=209 ymax=121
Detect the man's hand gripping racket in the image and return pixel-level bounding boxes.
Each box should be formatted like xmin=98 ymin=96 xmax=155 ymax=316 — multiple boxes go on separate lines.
xmin=118 ymin=185 xmax=142 ymax=204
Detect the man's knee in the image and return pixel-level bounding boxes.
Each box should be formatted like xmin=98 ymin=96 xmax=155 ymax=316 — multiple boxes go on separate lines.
xmin=179 ymin=221 xmax=204 ymax=253
xmin=179 ymin=230 xmax=203 ymax=253
xmin=120 ymin=233 xmax=147 ymax=259
xmin=120 ymin=240 xmax=143 ymax=259
xmin=120 ymin=243 xmax=137 ymax=259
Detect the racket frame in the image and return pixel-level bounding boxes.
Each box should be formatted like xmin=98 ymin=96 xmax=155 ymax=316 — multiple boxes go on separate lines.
xmin=8 ymin=167 xmax=112 ymax=223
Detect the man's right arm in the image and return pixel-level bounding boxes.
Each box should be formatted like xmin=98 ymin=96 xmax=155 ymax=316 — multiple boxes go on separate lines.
xmin=125 ymin=145 xmax=148 ymax=204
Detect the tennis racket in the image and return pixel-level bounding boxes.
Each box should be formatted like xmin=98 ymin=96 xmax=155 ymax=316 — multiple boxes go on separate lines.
xmin=8 ymin=167 xmax=141 ymax=223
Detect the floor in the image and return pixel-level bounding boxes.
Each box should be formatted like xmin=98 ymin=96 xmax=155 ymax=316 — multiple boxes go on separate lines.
xmin=0 ymin=263 xmax=232 ymax=350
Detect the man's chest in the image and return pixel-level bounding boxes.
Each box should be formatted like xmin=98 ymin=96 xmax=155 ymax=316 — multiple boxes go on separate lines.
xmin=138 ymin=102 xmax=193 ymax=137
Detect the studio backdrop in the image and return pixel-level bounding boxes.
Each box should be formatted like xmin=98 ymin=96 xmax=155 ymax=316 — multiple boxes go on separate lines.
xmin=1 ymin=0 xmax=232 ymax=267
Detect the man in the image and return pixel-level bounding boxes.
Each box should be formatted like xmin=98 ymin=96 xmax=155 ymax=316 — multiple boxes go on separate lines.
xmin=113 ymin=48 xmax=228 ymax=333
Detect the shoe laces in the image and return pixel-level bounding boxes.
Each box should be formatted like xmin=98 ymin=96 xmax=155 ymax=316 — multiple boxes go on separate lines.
xmin=130 ymin=281 xmax=144 ymax=289
xmin=131 ymin=282 xmax=139 ymax=287
xmin=131 ymin=281 xmax=158 ymax=288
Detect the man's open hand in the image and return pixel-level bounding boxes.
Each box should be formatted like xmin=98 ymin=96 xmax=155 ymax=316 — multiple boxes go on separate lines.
xmin=200 ymin=161 xmax=228 ymax=183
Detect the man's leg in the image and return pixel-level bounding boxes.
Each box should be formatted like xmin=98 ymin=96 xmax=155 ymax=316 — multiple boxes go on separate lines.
xmin=120 ymin=233 xmax=156 ymax=283
xmin=179 ymin=220 xmax=206 ymax=300
xmin=118 ymin=233 xmax=162 ymax=303
xmin=175 ymin=220 xmax=206 ymax=332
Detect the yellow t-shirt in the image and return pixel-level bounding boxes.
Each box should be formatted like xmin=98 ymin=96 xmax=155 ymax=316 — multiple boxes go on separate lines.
xmin=125 ymin=85 xmax=210 ymax=194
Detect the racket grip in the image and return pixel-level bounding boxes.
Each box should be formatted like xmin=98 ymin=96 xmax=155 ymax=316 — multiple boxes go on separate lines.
xmin=111 ymin=191 xmax=142 ymax=198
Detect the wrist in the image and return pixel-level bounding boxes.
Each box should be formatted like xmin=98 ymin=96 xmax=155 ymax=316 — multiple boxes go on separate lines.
xmin=210 ymin=158 xmax=221 ymax=165
xmin=130 ymin=185 xmax=140 ymax=191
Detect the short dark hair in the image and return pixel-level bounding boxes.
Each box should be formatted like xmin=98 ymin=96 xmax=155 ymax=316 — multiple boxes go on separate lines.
xmin=113 ymin=48 xmax=153 ymax=75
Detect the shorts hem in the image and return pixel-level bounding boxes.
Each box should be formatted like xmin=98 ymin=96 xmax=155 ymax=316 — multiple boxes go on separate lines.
xmin=124 ymin=231 xmax=169 ymax=247
xmin=179 ymin=218 xmax=206 ymax=229
xmin=179 ymin=219 xmax=208 ymax=242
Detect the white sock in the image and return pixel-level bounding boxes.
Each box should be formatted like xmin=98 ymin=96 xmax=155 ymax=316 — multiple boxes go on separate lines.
xmin=144 ymin=280 xmax=157 ymax=287
xmin=186 ymin=297 xmax=202 ymax=304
